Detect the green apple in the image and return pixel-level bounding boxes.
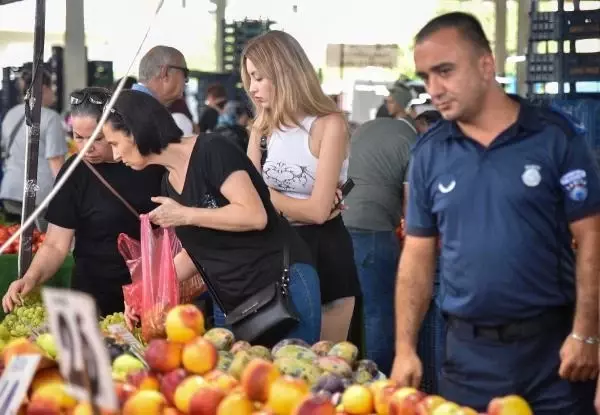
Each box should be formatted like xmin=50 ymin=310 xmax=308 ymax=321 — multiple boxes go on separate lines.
xmin=36 ymin=333 xmax=58 ymax=359
xmin=112 ymin=353 xmax=145 ymax=377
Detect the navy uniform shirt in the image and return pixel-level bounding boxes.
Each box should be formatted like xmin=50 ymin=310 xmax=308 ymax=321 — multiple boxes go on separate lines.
xmin=405 ymin=98 xmax=600 ymax=324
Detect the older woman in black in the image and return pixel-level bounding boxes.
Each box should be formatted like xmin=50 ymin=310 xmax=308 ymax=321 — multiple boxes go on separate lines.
xmin=2 ymin=87 xmax=164 ymax=316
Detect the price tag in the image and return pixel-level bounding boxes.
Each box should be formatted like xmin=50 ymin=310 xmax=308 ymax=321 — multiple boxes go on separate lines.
xmin=107 ymin=324 xmax=147 ymax=366
xmin=0 ymin=354 xmax=41 ymax=414
xmin=42 ymin=288 xmax=118 ymax=412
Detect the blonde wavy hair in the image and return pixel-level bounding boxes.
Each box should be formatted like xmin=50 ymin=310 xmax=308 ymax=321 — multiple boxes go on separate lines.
xmin=241 ymin=31 xmax=341 ymax=138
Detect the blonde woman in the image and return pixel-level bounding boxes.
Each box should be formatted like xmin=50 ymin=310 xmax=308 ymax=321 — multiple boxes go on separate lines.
xmin=242 ymin=31 xmax=361 ymax=342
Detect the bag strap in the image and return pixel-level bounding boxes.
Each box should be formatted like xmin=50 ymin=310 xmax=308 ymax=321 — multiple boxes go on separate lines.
xmin=3 ymin=114 xmax=26 ymax=160
xmin=280 ymin=213 xmax=291 ymax=293
xmin=259 ymin=135 xmax=292 ymax=291
xmin=188 ymin=254 xmax=229 ymax=314
xmin=83 ymin=160 xmax=140 ymax=219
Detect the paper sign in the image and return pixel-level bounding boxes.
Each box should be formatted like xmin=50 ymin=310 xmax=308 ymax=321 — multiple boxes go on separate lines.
xmin=0 ymin=354 xmax=41 ymax=414
xmin=326 ymin=44 xmax=399 ymax=68
xmin=42 ymin=288 xmax=118 ymax=411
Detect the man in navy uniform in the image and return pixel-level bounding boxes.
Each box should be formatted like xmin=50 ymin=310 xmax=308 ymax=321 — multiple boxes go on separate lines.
xmin=391 ymin=12 xmax=599 ymax=414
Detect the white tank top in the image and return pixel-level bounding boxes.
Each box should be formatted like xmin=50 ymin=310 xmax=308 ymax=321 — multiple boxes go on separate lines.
xmin=262 ymin=116 xmax=349 ymax=200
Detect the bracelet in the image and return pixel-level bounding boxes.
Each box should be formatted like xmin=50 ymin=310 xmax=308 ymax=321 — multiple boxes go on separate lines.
xmin=570 ymin=332 xmax=600 ymax=345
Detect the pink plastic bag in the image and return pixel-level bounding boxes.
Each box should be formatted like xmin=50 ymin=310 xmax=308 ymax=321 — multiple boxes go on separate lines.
xmin=119 ymin=214 xmax=179 ymax=341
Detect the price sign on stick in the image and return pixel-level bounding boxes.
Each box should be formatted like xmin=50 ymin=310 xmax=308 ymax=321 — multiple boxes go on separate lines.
xmin=0 ymin=354 xmax=41 ymax=415
xmin=42 ymin=288 xmax=118 ymax=412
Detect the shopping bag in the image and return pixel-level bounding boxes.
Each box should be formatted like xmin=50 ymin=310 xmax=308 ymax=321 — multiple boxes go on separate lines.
xmin=118 ymin=215 xmax=178 ymax=340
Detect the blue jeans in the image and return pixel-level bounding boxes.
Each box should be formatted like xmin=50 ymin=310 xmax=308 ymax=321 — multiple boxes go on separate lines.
xmin=349 ymin=229 xmax=399 ymax=375
xmin=213 ymin=263 xmax=321 ymax=345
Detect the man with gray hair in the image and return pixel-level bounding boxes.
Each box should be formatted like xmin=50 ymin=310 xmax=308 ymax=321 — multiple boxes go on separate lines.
xmin=132 ymin=45 xmax=194 ymax=135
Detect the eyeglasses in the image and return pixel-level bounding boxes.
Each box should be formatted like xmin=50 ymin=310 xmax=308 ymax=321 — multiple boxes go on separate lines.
xmin=167 ymin=65 xmax=190 ymax=83
xmin=70 ymin=90 xmax=109 ymax=107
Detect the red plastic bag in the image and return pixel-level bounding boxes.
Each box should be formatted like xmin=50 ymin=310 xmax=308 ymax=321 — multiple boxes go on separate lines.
xmin=119 ymin=214 xmax=179 ymax=341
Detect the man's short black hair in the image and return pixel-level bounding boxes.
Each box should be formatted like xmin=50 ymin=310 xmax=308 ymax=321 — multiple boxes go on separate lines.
xmin=415 ymin=12 xmax=491 ymax=53
xmin=106 ymin=90 xmax=183 ymax=156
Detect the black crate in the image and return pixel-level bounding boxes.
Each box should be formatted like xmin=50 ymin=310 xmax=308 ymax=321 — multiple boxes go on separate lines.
xmin=530 ymin=10 xmax=600 ymax=41
xmin=527 ymin=52 xmax=600 ymax=83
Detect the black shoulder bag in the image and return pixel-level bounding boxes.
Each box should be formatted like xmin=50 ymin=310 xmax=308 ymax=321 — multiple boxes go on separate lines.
xmin=194 ymin=136 xmax=300 ymax=346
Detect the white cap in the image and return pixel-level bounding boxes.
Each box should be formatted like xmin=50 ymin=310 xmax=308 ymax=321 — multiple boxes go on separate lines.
xmin=413 ymin=104 xmax=438 ymax=117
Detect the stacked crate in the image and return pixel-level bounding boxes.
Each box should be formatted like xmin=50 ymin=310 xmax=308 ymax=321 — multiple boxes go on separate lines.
xmin=527 ymin=0 xmax=600 ymax=158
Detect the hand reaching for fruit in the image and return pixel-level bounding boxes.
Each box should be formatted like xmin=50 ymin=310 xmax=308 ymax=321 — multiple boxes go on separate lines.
xmin=390 ymin=345 xmax=423 ymax=388
xmin=2 ymin=275 xmax=37 ymax=313
xmin=124 ymin=302 xmax=140 ymax=331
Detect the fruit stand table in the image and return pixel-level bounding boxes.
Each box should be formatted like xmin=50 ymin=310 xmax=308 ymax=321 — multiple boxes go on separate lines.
xmin=0 ymin=254 xmax=73 ymax=319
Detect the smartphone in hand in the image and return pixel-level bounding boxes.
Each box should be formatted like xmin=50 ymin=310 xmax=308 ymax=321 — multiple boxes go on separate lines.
xmin=334 ymin=178 xmax=355 ymax=210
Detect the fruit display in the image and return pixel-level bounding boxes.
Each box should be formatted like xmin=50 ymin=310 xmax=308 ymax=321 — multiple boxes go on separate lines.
xmin=0 ymin=289 xmax=47 ymax=342
xmin=0 ymin=223 xmax=46 ymax=254
xmin=0 ymin=303 xmax=534 ymax=414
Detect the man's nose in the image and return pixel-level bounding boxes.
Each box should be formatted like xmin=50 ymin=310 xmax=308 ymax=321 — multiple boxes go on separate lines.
xmin=426 ymin=75 xmax=445 ymax=97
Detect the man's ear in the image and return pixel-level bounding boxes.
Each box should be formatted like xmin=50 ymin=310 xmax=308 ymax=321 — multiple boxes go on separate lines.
xmin=480 ymin=53 xmax=496 ymax=82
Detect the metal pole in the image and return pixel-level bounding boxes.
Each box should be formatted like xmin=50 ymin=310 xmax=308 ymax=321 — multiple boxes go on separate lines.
xmin=214 ymin=0 xmax=226 ymax=72
xmin=19 ymin=0 xmax=46 ymax=277
xmin=516 ymin=0 xmax=531 ymax=97
xmin=494 ymin=0 xmax=507 ymax=76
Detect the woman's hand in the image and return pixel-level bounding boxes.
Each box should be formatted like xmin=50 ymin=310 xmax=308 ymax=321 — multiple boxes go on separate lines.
xmin=2 ymin=276 xmax=37 ymax=313
xmin=124 ymin=303 xmax=140 ymax=331
xmin=149 ymin=197 xmax=190 ymax=227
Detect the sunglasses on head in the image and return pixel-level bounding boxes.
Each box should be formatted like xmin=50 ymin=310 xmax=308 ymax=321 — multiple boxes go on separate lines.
xmin=70 ymin=90 xmax=109 ymax=107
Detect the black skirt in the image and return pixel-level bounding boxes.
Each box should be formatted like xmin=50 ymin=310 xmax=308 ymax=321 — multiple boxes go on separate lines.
xmin=294 ymin=215 xmax=362 ymax=304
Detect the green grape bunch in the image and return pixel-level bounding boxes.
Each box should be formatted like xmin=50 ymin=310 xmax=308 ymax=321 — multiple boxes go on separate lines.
xmin=1 ymin=290 xmax=46 ymax=339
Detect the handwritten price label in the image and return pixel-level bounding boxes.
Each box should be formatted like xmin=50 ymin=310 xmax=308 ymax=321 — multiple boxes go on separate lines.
xmin=0 ymin=354 xmax=41 ymax=414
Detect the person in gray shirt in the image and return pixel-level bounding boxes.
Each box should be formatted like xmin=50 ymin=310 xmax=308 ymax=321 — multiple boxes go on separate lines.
xmin=343 ymin=115 xmax=416 ymax=375
xmin=0 ymin=71 xmax=67 ymax=231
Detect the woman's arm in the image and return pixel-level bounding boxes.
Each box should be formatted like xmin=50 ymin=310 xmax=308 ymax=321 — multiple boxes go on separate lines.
xmin=247 ymin=128 xmax=262 ymax=172
xmin=269 ymin=113 xmax=348 ymax=225
xmin=150 ymin=170 xmax=268 ymax=232
xmin=174 ymin=249 xmax=198 ymax=282
xmin=23 ymin=224 xmax=74 ymax=286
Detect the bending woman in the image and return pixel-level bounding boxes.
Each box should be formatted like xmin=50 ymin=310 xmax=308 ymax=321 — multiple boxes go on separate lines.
xmin=102 ymin=90 xmax=321 ymax=345
xmin=2 ymin=87 xmax=164 ymax=315
xmin=243 ymin=31 xmax=361 ymax=342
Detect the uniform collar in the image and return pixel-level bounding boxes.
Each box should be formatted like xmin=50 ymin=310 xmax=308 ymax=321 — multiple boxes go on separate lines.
xmin=447 ymin=94 xmax=545 ymax=141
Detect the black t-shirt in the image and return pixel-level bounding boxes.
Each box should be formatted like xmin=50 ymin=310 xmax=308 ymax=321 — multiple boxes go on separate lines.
xmin=198 ymin=106 xmax=219 ymax=132
xmin=165 ymin=134 xmax=311 ymax=312
xmin=46 ymin=156 xmax=164 ymax=314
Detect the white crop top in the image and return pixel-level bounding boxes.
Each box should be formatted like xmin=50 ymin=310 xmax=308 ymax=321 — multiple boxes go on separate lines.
xmin=262 ymin=116 xmax=349 ymax=200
